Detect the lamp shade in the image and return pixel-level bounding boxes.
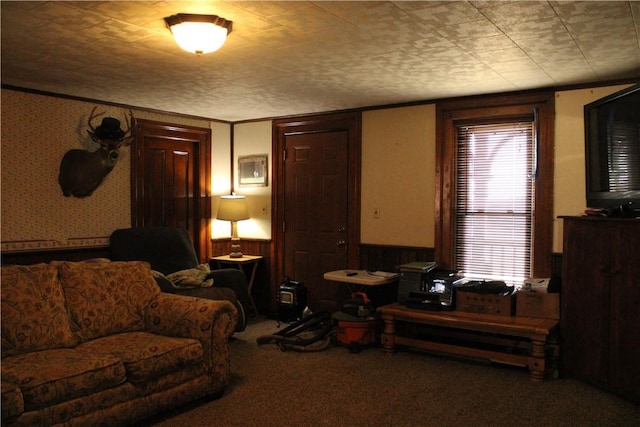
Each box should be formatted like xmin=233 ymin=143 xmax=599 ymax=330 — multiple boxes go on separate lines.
xmin=217 ymin=195 xmax=250 ymax=221
xmin=164 ymin=14 xmax=232 ymax=55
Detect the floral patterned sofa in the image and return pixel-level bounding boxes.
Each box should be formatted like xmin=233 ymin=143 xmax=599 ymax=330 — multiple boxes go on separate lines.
xmin=1 ymin=260 xmax=237 ymax=426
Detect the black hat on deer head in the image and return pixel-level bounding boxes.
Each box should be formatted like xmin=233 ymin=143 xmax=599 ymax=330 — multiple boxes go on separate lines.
xmin=94 ymin=117 xmax=125 ymax=140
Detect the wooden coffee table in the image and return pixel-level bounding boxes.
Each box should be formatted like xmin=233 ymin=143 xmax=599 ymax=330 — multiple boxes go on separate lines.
xmin=377 ymin=303 xmax=559 ymax=382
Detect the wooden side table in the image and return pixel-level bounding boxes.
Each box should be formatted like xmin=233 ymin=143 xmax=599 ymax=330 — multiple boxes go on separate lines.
xmin=211 ymin=255 xmax=263 ymax=315
xmin=377 ymin=302 xmax=559 ymax=382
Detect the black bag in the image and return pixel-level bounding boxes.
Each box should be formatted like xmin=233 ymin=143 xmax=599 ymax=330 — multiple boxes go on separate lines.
xmin=340 ymin=292 xmax=374 ymax=318
xmin=457 ymin=280 xmax=515 ymax=296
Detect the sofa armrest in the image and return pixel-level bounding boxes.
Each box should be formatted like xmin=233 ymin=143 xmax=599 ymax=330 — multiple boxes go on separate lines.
xmin=145 ymin=293 xmax=237 ymax=385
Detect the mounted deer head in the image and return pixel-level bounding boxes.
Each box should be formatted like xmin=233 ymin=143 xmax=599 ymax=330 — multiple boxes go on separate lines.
xmin=58 ymin=107 xmax=135 ymax=197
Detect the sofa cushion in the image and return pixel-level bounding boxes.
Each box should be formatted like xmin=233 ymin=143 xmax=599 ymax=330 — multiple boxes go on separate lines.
xmin=59 ymin=261 xmax=161 ymax=341
xmin=76 ymin=332 xmax=204 ymax=384
xmin=0 ymin=348 xmax=126 ymax=411
xmin=1 ymin=382 xmax=24 ymax=422
xmin=1 ymin=263 xmax=77 ymax=357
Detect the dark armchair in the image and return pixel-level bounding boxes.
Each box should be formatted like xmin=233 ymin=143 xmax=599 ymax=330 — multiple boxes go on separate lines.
xmin=109 ymin=227 xmax=251 ymax=332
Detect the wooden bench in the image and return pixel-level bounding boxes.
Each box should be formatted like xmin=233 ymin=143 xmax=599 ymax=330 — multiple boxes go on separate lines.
xmin=377 ymin=303 xmax=559 ymax=382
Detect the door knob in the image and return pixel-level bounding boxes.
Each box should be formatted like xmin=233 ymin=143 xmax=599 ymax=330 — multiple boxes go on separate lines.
xmin=338 ymin=227 xmax=346 ymax=232
xmin=337 ymin=240 xmax=347 ymax=246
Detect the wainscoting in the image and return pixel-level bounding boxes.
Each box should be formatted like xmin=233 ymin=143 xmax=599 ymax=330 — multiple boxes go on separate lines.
xmin=211 ymin=238 xmax=272 ymax=314
xmin=1 ymin=246 xmax=110 ymax=265
xmin=210 ymin=241 xmax=562 ymax=315
xmin=211 ymin=239 xmax=435 ymax=315
xmin=359 ymin=244 xmax=435 ymax=272
xmin=1 ymin=240 xmax=563 ymax=317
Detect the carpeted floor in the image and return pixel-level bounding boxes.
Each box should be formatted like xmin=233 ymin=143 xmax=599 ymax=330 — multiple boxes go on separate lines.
xmin=143 ymin=316 xmax=639 ymax=427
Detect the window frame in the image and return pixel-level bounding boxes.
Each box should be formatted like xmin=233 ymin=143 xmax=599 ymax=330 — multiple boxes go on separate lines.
xmin=435 ymin=92 xmax=555 ymax=278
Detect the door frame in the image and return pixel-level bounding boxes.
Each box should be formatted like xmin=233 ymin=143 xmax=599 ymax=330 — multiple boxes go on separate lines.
xmin=271 ymin=112 xmax=362 ymax=304
xmin=131 ymin=119 xmax=212 ymax=262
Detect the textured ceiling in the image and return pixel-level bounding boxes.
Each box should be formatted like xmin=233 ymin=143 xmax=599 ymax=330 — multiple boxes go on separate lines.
xmin=2 ymin=1 xmax=639 ymax=122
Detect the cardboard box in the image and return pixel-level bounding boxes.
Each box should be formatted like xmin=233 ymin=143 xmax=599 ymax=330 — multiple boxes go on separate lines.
xmin=455 ymin=291 xmax=515 ymax=316
xmin=516 ymin=291 xmax=560 ymax=320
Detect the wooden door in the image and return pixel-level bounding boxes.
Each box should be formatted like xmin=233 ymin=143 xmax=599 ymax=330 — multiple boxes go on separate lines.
xmin=273 ymin=113 xmax=361 ymax=313
xmin=131 ymin=119 xmax=211 ymax=261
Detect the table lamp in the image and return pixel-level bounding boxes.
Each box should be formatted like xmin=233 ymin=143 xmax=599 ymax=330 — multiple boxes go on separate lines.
xmin=217 ymin=194 xmax=250 ymax=258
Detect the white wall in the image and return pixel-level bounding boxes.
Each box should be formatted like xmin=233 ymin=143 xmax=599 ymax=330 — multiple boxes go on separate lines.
xmin=225 ymin=85 xmax=634 ymax=254
xmin=552 ymin=84 xmax=632 ymax=252
xmin=210 ymin=121 xmax=233 ymax=239
xmin=4 ymin=83 xmax=631 ymax=254
xmin=361 ymin=105 xmax=436 ymax=247
xmin=228 ymin=104 xmax=439 ymax=248
xmin=212 ymin=120 xmax=272 ymax=240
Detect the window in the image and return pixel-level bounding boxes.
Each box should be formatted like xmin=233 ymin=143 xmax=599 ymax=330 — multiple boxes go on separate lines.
xmin=456 ymin=121 xmax=534 ymax=285
xmin=436 ymin=93 xmax=554 ymax=281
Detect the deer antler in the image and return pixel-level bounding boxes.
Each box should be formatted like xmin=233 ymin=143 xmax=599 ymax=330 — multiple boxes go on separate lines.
xmin=120 ymin=109 xmax=135 ymax=146
xmin=87 ymin=106 xmax=106 ymax=134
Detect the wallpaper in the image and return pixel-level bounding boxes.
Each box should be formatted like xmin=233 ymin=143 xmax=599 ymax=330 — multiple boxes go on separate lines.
xmin=1 ymin=89 xmax=211 ymax=252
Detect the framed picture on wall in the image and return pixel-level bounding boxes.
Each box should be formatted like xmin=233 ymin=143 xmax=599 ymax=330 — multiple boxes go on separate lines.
xmin=238 ymin=155 xmax=268 ymax=187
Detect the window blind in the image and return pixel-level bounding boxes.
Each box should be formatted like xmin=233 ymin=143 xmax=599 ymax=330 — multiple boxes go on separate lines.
xmin=456 ymin=121 xmax=534 ymax=285
xmin=607 ymin=119 xmax=640 ymax=191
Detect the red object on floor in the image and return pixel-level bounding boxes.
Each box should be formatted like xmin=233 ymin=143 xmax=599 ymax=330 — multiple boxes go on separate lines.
xmin=335 ymin=319 xmax=376 ymax=352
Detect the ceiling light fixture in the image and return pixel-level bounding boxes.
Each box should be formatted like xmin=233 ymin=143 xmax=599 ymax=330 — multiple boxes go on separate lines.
xmin=164 ymin=13 xmax=232 ymax=55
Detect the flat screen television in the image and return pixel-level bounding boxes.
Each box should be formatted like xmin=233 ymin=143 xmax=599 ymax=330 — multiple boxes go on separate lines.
xmin=584 ymin=83 xmax=640 ymax=217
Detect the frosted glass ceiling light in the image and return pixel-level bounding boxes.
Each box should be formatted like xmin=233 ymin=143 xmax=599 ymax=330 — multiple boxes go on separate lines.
xmin=164 ymin=14 xmax=232 ymax=55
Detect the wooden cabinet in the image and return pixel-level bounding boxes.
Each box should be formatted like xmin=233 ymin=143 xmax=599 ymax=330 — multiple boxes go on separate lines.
xmin=561 ymin=217 xmax=640 ymax=402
